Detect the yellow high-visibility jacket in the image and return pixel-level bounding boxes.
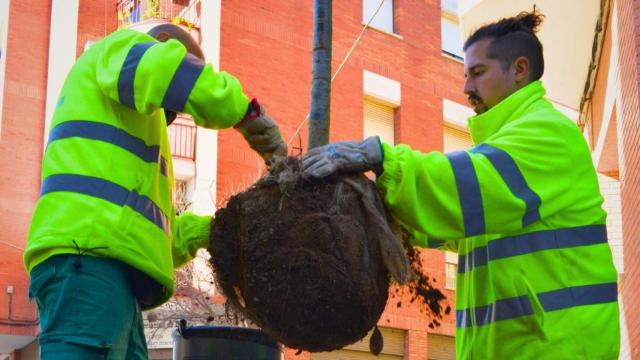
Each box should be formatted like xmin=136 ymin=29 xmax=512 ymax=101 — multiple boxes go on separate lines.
xmin=25 ymin=28 xmax=250 ymax=309
xmin=377 ymin=81 xmax=619 ymax=359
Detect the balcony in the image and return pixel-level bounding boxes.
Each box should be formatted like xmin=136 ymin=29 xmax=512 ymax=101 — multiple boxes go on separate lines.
xmin=116 ymin=0 xmax=201 ymax=32
xmin=169 ymin=116 xmax=197 ymax=181
xmin=168 ymin=115 xmax=197 ymax=161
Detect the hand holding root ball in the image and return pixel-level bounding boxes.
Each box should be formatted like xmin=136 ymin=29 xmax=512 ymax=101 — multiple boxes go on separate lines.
xmin=234 ymin=98 xmax=288 ymax=165
xmin=209 ymin=154 xmax=448 ymax=354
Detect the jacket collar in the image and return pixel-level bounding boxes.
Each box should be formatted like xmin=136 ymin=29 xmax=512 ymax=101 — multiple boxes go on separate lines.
xmin=467 ymin=80 xmax=546 ymax=144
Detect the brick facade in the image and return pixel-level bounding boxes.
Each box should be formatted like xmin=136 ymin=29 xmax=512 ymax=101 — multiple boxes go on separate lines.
xmin=0 ymin=0 xmax=51 ymax=341
xmin=0 ymin=0 xmax=119 ymax=347
xmin=76 ymin=0 xmax=118 ymax=58
xmin=3 ymin=1 xmax=639 ymax=358
xmin=616 ymin=0 xmax=640 ymax=357
xmin=0 ymin=1 xmax=463 ymax=358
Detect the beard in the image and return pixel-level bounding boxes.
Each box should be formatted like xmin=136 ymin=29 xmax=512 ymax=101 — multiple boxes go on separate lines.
xmin=468 ymin=95 xmax=487 ymax=114
xmin=473 ymin=102 xmax=488 ymax=114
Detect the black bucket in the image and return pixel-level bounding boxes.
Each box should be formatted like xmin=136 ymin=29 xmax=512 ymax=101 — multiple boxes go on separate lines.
xmin=172 ymin=321 xmax=281 ymax=360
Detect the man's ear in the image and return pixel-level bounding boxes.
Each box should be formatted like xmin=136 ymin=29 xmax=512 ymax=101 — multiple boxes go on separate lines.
xmin=512 ymin=56 xmax=530 ymax=84
xmin=154 ymin=31 xmax=170 ymax=42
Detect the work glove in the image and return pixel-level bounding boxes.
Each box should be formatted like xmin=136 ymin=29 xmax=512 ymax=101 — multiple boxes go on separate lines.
xmin=302 ymin=136 xmax=383 ymax=178
xmin=234 ymin=98 xmax=287 ymax=164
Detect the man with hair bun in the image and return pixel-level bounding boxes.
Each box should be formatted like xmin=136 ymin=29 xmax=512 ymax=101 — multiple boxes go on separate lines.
xmin=303 ymin=11 xmax=619 ymax=359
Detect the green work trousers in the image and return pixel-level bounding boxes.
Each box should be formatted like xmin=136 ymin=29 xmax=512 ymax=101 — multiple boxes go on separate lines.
xmin=28 ymin=254 xmax=148 ymax=359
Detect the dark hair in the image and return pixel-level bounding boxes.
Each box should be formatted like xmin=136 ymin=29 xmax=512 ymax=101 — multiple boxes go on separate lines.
xmin=463 ymin=11 xmax=545 ymax=81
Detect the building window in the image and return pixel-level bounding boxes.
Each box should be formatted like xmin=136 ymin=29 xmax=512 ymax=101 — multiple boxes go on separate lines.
xmin=362 ymin=70 xmax=400 ymax=146
xmin=311 ymin=327 xmax=405 ymax=359
xmin=445 ymin=262 xmax=457 ymax=290
xmin=364 ymin=99 xmax=395 ymax=145
xmin=428 ymin=333 xmax=456 ymax=360
xmin=441 ymin=0 xmax=464 ymax=60
xmin=443 ymin=125 xmax=472 ymax=152
xmin=363 ymin=0 xmax=394 ymax=34
xmin=445 ymin=251 xmax=457 ymax=290
xmin=442 ymin=98 xmax=474 ymax=152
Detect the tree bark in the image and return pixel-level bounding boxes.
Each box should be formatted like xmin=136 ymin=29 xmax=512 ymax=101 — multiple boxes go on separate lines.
xmin=308 ymin=0 xmax=332 ymax=149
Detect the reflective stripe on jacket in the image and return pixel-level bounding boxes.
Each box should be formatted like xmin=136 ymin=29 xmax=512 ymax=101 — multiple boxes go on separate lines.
xmin=376 ymin=81 xmax=619 ymax=359
xmin=25 ymin=29 xmax=250 ymax=309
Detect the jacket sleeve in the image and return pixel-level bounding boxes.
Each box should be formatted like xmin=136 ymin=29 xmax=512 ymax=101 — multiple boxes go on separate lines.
xmin=96 ymin=29 xmax=249 ymax=129
xmin=171 ymin=212 xmax=212 ymax=268
xmin=375 ymin=115 xmax=603 ymax=248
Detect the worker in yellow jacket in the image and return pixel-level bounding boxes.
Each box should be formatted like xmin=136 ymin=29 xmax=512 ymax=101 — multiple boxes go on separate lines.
xmin=25 ymin=22 xmax=286 ymax=359
xmin=303 ymin=11 xmax=619 ymax=359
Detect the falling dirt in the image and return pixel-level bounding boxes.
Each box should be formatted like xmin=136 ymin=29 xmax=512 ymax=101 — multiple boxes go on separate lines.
xmin=397 ymin=243 xmax=452 ymax=328
xmin=209 ymin=157 xmax=448 ymax=352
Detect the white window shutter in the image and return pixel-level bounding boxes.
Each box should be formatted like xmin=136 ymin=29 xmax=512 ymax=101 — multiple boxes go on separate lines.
xmin=364 ymin=100 xmax=395 ymax=145
xmin=443 ymin=125 xmax=472 ymax=152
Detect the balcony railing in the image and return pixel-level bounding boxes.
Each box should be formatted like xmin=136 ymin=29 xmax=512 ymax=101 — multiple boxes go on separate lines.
xmin=168 ymin=116 xmax=197 ymax=160
xmin=117 ymin=0 xmax=201 ymax=30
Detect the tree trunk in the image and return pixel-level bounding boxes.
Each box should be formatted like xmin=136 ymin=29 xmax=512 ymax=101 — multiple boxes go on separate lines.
xmin=308 ymin=0 xmax=332 ymax=149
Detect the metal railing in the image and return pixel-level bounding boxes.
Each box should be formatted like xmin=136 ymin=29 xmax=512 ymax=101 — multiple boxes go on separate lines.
xmin=117 ymin=0 xmax=201 ymax=30
xmin=168 ymin=116 xmax=197 ymax=160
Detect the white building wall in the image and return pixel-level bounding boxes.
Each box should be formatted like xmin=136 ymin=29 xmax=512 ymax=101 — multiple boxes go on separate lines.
xmin=598 ymin=174 xmax=624 ymax=274
xmin=192 ymin=0 xmax=222 ymax=215
xmin=43 ymin=0 xmax=79 ymax=148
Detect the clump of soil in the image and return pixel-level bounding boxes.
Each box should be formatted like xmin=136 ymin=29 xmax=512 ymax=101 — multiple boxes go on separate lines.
xmin=394 ymin=244 xmax=451 ymax=328
xmin=209 ymin=157 xmax=447 ymax=352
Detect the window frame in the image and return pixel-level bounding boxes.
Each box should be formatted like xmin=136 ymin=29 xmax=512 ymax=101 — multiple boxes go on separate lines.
xmin=362 ymin=0 xmax=395 ymax=35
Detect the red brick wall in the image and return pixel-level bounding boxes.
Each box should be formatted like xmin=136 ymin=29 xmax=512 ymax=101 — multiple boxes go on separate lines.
xmin=77 ymin=0 xmax=118 ymax=58
xmin=616 ymin=0 xmax=640 ymax=358
xmin=0 ymin=1 xmax=52 ymax=337
xmin=216 ymin=0 xmax=466 ymax=199
xmin=0 ymin=0 xmax=119 ymax=341
xmin=216 ymin=1 xmax=314 ymax=202
xmin=405 ymin=329 xmax=428 ymax=360
xmin=217 ymin=1 xmax=462 ymax=358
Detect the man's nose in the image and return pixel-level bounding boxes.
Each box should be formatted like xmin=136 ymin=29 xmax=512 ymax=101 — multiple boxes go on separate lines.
xmin=463 ymin=78 xmax=474 ymax=96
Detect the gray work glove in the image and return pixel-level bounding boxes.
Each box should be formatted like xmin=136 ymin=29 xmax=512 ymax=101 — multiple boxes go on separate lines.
xmin=234 ymin=98 xmax=287 ymax=163
xmin=302 ymin=136 xmax=383 ymax=178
